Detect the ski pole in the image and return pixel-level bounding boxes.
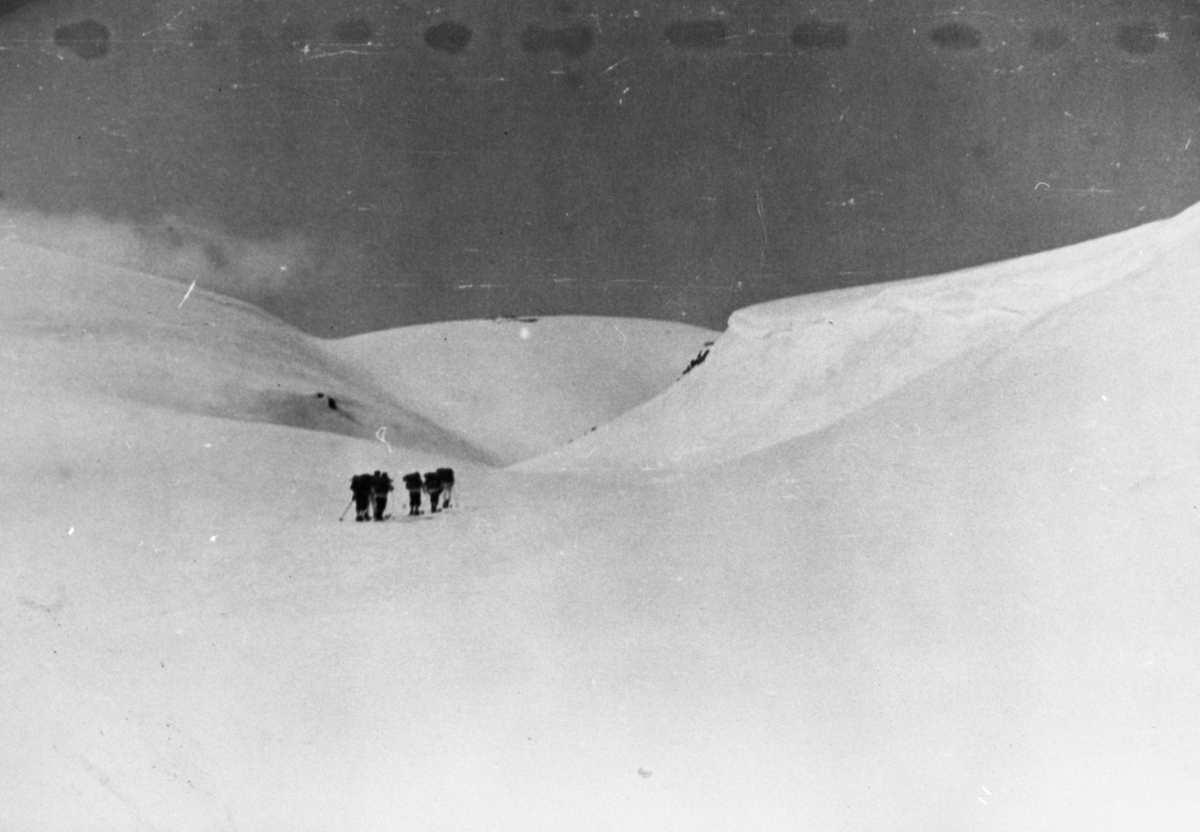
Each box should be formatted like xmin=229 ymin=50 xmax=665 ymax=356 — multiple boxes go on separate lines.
xmin=338 ymin=497 xmax=354 ymax=521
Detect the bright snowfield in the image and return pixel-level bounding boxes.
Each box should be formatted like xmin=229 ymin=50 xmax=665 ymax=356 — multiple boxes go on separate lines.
xmin=3 ymin=196 xmax=1200 ymax=832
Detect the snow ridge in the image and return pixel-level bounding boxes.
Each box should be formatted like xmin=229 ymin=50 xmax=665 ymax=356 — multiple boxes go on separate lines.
xmin=519 ymin=200 xmax=1200 ymax=470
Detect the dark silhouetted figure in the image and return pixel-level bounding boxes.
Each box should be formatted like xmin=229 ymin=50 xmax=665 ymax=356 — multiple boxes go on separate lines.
xmin=372 ymin=470 xmax=393 ymax=521
xmin=423 ymin=471 xmax=443 ymax=513
xmin=402 ymin=471 xmax=424 ymax=515
xmin=435 ymin=467 xmax=455 ymax=510
xmin=350 ymin=473 xmax=374 ymax=522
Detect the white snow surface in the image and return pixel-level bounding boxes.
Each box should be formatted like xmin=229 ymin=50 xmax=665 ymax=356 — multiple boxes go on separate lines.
xmin=3 ymin=200 xmax=1200 ymax=832
xmin=521 ymin=200 xmax=1200 ymax=469
xmin=325 ymin=316 xmax=716 ymax=465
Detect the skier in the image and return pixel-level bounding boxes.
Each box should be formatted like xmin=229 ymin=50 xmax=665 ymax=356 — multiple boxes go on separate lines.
xmin=402 ymin=471 xmax=424 ymax=516
xmin=349 ymin=473 xmax=374 ymax=522
xmin=423 ymin=470 xmax=443 ymax=513
xmin=435 ymin=467 xmax=455 ymax=510
xmin=372 ymin=470 xmax=393 ymax=521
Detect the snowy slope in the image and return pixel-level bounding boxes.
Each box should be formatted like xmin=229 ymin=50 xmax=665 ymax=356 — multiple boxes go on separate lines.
xmin=326 ymin=317 xmax=716 ymax=465
xmin=658 ymin=247 xmax=1200 ymax=829
xmin=4 ymin=211 xmax=1200 ymax=832
xmin=519 ymin=200 xmax=1200 ymax=470
xmin=0 ymin=240 xmax=713 ymax=466
xmin=0 ymin=239 xmax=496 ymax=463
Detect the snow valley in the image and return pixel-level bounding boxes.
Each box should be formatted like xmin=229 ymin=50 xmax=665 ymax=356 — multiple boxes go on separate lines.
xmin=3 ymin=206 xmax=1200 ymax=830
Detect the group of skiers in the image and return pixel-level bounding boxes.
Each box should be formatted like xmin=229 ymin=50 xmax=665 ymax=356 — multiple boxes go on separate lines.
xmin=348 ymin=468 xmax=455 ymax=522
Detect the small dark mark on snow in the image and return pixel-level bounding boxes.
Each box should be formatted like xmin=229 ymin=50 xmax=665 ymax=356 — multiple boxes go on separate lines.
xmin=682 ymin=347 xmax=710 ymax=375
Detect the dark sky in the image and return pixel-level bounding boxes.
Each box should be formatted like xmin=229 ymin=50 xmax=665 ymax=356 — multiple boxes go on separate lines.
xmin=3 ymin=0 xmax=1200 ymax=336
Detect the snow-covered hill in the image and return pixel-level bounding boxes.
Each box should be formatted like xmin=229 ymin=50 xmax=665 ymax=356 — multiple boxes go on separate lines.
xmin=325 ymin=316 xmax=717 ymax=465
xmin=3 ymin=210 xmax=1200 ymax=831
xmin=521 ymin=200 xmax=1200 ymax=470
